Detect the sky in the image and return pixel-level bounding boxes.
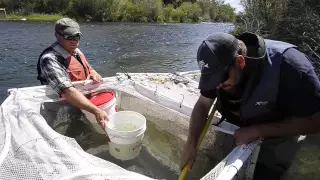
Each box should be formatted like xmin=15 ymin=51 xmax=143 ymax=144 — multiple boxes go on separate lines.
xmin=224 ymin=0 xmax=244 ymax=13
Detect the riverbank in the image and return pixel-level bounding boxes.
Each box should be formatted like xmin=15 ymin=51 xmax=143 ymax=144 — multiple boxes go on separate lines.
xmin=0 ymin=1 xmax=237 ymax=24
xmin=0 ymin=13 xmax=63 ymax=22
xmin=0 ymin=13 xmax=231 ymax=24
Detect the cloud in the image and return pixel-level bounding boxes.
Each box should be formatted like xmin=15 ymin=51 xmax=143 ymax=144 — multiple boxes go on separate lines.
xmin=224 ymin=0 xmax=244 ymax=13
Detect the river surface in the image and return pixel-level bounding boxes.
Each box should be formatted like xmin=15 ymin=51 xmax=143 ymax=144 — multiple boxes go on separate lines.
xmin=0 ymin=21 xmax=234 ymax=102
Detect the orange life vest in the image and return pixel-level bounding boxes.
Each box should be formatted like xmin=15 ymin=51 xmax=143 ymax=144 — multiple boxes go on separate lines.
xmin=37 ymin=42 xmax=91 ymax=84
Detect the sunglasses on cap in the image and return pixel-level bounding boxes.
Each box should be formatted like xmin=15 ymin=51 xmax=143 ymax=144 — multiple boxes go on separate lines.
xmin=56 ymin=32 xmax=81 ymax=41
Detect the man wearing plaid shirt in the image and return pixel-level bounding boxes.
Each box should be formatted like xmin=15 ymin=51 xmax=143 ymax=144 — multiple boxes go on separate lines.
xmin=37 ymin=18 xmax=108 ymax=128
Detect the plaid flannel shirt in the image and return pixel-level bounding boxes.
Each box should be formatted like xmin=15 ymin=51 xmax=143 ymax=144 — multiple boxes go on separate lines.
xmin=39 ymin=49 xmax=93 ymax=96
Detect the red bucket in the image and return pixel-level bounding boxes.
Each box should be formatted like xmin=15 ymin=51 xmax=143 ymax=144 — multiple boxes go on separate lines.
xmin=81 ymin=91 xmax=118 ymax=134
xmin=88 ymin=92 xmax=118 ymax=112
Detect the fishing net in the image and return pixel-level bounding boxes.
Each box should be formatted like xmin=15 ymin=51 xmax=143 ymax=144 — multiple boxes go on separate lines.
xmin=0 ymin=71 xmax=260 ymax=180
xmin=0 ymin=89 xmax=155 ymax=180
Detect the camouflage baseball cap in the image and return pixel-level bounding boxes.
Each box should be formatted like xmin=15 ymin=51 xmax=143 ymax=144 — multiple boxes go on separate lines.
xmin=55 ymin=18 xmax=82 ymax=36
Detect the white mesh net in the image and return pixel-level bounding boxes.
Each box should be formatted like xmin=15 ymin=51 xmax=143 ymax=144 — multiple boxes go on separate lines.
xmin=0 ymin=71 xmax=261 ymax=180
xmin=0 ymin=90 xmax=155 ymax=180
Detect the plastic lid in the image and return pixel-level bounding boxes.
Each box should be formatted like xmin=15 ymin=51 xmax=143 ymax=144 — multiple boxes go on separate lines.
xmin=88 ymin=92 xmax=115 ymax=106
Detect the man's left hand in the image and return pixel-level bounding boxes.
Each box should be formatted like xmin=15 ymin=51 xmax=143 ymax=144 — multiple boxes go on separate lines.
xmin=89 ymin=72 xmax=102 ymax=83
xmin=234 ymin=126 xmax=261 ymax=146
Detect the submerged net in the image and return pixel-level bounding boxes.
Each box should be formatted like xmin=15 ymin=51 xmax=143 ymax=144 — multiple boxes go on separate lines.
xmin=0 ymin=71 xmax=260 ymax=180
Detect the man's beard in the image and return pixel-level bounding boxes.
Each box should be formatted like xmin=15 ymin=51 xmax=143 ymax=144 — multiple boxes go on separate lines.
xmin=222 ymin=68 xmax=248 ymax=99
xmin=235 ymin=68 xmax=248 ymax=98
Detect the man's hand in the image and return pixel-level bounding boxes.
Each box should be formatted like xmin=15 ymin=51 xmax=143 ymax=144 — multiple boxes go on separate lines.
xmin=234 ymin=126 xmax=261 ymax=146
xmin=94 ymin=109 xmax=108 ymax=128
xmin=89 ymin=71 xmax=102 ymax=83
xmin=180 ymin=140 xmax=197 ymax=172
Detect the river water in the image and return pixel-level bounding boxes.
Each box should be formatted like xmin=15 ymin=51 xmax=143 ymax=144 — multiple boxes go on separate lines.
xmin=0 ymin=21 xmax=234 ymax=102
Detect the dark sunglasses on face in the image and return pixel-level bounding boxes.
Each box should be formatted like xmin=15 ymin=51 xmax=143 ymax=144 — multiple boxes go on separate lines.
xmin=56 ymin=32 xmax=81 ymax=41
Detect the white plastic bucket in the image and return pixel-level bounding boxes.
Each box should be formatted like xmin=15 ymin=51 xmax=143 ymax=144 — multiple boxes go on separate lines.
xmin=81 ymin=92 xmax=117 ymax=134
xmin=105 ymin=111 xmax=147 ymax=161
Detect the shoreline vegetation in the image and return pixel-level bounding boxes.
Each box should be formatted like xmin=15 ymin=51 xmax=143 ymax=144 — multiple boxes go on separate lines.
xmin=0 ymin=0 xmax=237 ymax=23
xmin=2 ymin=13 xmax=63 ymax=21
xmin=231 ymin=0 xmax=320 ymax=77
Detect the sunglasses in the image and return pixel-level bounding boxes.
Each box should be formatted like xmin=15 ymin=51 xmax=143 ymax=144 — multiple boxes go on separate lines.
xmin=56 ymin=32 xmax=81 ymax=41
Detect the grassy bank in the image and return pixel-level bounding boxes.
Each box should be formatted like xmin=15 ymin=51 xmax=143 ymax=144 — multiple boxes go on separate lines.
xmin=1 ymin=13 xmax=63 ymax=22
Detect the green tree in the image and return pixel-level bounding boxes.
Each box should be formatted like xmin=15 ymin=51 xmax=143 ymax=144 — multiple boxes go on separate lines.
xmin=178 ymin=2 xmax=202 ymax=22
xmin=197 ymin=0 xmax=218 ymax=21
xmin=138 ymin=0 xmax=163 ymax=22
xmin=234 ymin=0 xmax=320 ymax=77
xmin=106 ymin=0 xmax=127 ymax=22
xmin=215 ymin=3 xmax=236 ymax=22
xmin=163 ymin=4 xmax=175 ymax=22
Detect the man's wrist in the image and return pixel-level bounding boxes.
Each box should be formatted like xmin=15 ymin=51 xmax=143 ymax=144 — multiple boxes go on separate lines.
xmin=186 ymin=137 xmax=197 ymax=147
xmin=256 ymin=126 xmax=265 ymax=140
xmin=91 ymin=107 xmax=101 ymax=115
xmin=90 ymin=70 xmax=97 ymax=75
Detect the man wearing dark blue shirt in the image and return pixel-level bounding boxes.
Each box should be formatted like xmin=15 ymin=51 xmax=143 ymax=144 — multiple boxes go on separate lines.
xmin=180 ymin=32 xmax=320 ymax=179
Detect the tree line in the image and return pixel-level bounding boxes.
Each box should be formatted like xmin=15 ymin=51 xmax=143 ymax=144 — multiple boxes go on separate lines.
xmin=232 ymin=0 xmax=320 ymax=77
xmin=0 ymin=0 xmax=237 ymax=23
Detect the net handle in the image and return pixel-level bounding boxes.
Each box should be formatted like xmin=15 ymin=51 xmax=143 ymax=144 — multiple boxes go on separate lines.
xmin=178 ymin=102 xmax=218 ymax=180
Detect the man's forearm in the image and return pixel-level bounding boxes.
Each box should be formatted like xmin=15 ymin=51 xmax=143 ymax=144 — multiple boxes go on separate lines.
xmin=187 ymin=100 xmax=212 ymax=145
xmin=257 ymin=111 xmax=320 ymax=138
xmin=61 ymin=87 xmax=100 ymax=114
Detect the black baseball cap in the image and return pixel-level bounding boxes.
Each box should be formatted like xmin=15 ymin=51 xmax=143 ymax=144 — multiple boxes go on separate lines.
xmin=197 ymin=32 xmax=239 ymax=90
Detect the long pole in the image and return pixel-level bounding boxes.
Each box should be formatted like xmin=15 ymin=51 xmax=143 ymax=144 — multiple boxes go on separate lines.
xmin=178 ymin=102 xmax=218 ymax=180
